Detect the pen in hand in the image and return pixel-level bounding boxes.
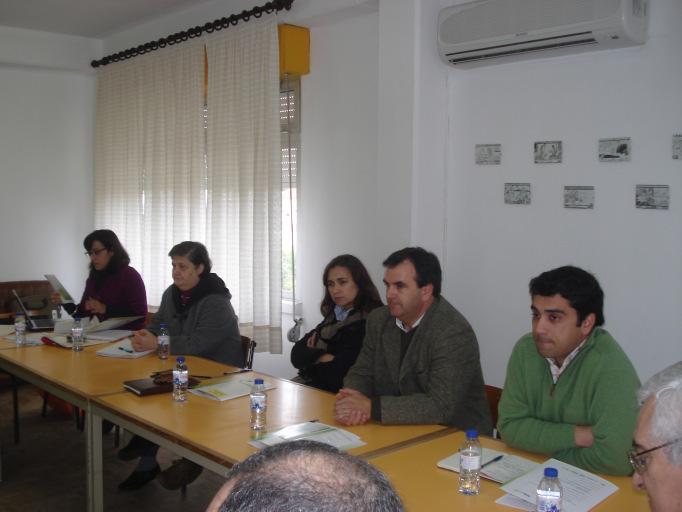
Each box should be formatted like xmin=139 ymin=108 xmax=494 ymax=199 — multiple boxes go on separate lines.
xmin=480 ymin=454 xmax=504 ymax=469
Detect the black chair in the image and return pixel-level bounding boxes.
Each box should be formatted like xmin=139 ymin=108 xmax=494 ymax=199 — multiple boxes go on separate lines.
xmin=241 ymin=335 xmax=256 ymax=370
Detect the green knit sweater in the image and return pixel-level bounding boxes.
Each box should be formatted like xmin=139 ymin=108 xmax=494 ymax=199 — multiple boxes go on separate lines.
xmin=498 ymin=327 xmax=640 ymax=476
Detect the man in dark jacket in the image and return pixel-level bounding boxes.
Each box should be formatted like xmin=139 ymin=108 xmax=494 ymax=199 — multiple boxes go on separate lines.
xmin=335 ymin=247 xmax=491 ymax=433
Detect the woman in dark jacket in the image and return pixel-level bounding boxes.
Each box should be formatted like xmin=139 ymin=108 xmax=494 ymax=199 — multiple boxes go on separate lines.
xmin=119 ymin=241 xmax=241 ymax=492
xmin=291 ymin=254 xmax=382 ymax=392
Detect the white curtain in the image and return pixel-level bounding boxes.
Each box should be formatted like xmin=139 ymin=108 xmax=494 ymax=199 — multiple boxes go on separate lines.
xmin=205 ymin=17 xmax=282 ymax=352
xmin=94 ymin=16 xmax=281 ymax=352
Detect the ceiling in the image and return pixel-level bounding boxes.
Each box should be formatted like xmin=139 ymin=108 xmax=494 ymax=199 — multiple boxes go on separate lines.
xmin=0 ymin=0 xmax=219 ymax=38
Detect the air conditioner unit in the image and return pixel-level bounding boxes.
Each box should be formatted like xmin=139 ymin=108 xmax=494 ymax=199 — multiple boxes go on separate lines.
xmin=438 ymin=0 xmax=649 ymax=68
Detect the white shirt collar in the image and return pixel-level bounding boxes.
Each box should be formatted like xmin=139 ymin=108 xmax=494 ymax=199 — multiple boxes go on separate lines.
xmin=395 ymin=313 xmax=425 ymax=333
xmin=546 ymin=337 xmax=588 ymax=384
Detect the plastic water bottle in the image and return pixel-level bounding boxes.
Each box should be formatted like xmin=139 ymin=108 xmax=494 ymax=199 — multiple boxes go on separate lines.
xmin=157 ymin=323 xmax=170 ymax=360
xmin=71 ymin=317 xmax=84 ymax=352
xmin=14 ymin=313 xmax=26 ymax=346
xmin=536 ymin=467 xmax=562 ymax=512
xmin=458 ymin=429 xmax=481 ymax=495
xmin=250 ymin=378 xmax=267 ymax=430
xmin=172 ymin=356 xmax=188 ymax=402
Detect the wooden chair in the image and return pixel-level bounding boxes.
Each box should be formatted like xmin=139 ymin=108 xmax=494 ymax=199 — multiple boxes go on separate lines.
xmin=241 ymin=335 xmax=256 ymax=370
xmin=485 ymin=384 xmax=503 ymax=438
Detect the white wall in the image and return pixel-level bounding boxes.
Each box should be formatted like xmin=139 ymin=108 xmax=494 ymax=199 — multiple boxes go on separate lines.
xmin=0 ymin=27 xmax=98 ymax=299
xmin=419 ymin=0 xmax=682 ymax=385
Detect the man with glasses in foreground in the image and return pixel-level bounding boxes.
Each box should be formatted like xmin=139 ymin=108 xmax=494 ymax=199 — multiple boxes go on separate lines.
xmin=630 ymin=361 xmax=682 ymax=512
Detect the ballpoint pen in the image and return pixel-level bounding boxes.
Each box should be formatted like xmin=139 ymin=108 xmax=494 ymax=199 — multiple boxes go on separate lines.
xmin=118 ymin=346 xmax=134 ymax=354
xmin=223 ymin=368 xmax=253 ymax=375
xmin=480 ymin=455 xmax=504 ymax=469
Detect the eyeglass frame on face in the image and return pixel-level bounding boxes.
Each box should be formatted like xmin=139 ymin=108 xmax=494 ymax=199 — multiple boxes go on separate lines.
xmin=628 ymin=438 xmax=681 ymax=474
xmin=85 ymin=247 xmax=108 ymax=257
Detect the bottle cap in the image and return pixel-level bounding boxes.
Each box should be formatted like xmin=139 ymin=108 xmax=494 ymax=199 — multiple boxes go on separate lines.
xmin=544 ymin=467 xmax=558 ymax=478
xmin=176 ymin=356 xmax=185 ymax=363
xmin=160 ymin=323 xmax=168 ymax=328
xmin=465 ymin=429 xmax=478 ymax=439
xmin=254 ymin=378 xmax=264 ymax=385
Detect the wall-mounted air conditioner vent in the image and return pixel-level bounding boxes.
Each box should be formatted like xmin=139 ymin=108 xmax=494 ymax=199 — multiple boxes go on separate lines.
xmin=438 ymin=0 xmax=648 ymax=68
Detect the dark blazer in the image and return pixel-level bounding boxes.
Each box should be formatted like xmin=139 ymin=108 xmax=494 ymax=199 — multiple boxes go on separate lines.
xmin=344 ymin=297 xmax=492 ymax=434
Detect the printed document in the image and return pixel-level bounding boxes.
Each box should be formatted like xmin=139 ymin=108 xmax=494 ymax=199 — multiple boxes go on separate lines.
xmin=501 ymin=458 xmax=618 ymax=512
xmin=249 ymin=421 xmax=365 ymax=451
xmin=96 ymin=338 xmax=154 ymax=358
xmin=190 ymin=377 xmax=276 ymax=401
xmin=45 ymin=274 xmax=75 ymax=304
xmin=438 ymin=447 xmax=539 ymax=484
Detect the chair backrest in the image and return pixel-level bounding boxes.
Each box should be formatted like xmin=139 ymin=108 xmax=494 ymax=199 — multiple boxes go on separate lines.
xmin=485 ymin=384 xmax=502 ymax=433
xmin=241 ymin=335 xmax=256 ymax=370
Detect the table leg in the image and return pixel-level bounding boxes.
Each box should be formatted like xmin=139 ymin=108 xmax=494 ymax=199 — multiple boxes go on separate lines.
xmin=86 ymin=407 xmax=103 ymax=512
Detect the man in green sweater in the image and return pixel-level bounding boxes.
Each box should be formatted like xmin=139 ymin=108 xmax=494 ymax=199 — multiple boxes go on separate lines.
xmin=498 ymin=265 xmax=639 ymax=476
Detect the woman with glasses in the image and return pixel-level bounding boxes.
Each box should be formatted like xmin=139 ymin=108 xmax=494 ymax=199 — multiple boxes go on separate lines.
xmin=291 ymin=254 xmax=383 ymax=392
xmin=53 ymin=229 xmax=147 ymax=330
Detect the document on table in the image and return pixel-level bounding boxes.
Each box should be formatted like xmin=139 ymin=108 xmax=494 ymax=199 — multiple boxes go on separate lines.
xmin=40 ymin=333 xmax=113 ymax=348
xmin=437 ymin=447 xmax=539 ymax=484
xmin=0 ymin=325 xmax=15 ymax=337
xmin=501 ymin=458 xmax=618 ymax=512
xmin=190 ymin=377 xmax=276 ymax=401
xmin=249 ymin=421 xmax=365 ymax=451
xmin=53 ymin=316 xmax=142 ymax=335
xmin=495 ymin=493 xmax=536 ymax=511
xmin=96 ymin=338 xmax=154 ymax=358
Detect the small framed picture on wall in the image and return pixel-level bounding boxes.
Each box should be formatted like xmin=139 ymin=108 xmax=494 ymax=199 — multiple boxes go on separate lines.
xmin=534 ymin=141 xmax=562 ymax=164
xmin=636 ymin=185 xmax=669 ymax=210
xmin=564 ymin=186 xmax=595 ymax=209
xmin=599 ymin=137 xmax=631 ymax=162
xmin=475 ymin=144 xmax=502 ymax=165
xmin=504 ymin=183 xmax=531 ymax=205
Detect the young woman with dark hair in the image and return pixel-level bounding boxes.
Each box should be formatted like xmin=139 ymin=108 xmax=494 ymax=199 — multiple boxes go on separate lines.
xmin=54 ymin=229 xmax=147 ymax=330
xmin=291 ymin=254 xmax=383 ymax=393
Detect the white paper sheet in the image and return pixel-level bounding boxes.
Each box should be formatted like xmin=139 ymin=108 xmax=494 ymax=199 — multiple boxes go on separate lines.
xmin=437 ymin=447 xmax=539 ymax=484
xmin=96 ymin=338 xmax=154 ymax=358
xmin=190 ymin=377 xmax=275 ymax=401
xmin=501 ymin=458 xmax=618 ymax=512
xmin=249 ymin=421 xmax=365 ymax=451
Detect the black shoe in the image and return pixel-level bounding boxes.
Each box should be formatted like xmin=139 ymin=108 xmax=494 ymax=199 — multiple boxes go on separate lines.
xmin=158 ymin=459 xmax=203 ymax=490
xmin=118 ymin=465 xmax=160 ymax=491
xmin=118 ymin=435 xmax=151 ymax=461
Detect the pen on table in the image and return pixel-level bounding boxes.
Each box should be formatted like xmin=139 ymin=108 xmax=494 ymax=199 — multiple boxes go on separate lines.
xmin=223 ymin=368 xmax=252 ymax=375
xmin=118 ymin=346 xmax=134 ymax=354
xmin=480 ymin=455 xmax=504 ymax=469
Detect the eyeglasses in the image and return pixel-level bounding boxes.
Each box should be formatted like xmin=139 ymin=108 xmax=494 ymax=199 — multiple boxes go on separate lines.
xmin=628 ymin=438 xmax=681 ymax=474
xmin=85 ymin=247 xmax=108 ymax=257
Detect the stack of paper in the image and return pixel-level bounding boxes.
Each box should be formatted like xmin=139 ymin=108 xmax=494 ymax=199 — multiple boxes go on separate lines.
xmin=190 ymin=377 xmax=275 ymax=401
xmin=53 ymin=316 xmax=142 ymax=337
xmin=499 ymin=458 xmax=618 ymax=512
xmin=438 ymin=447 xmax=539 ymax=484
xmin=249 ymin=421 xmax=365 ymax=451
xmin=96 ymin=338 xmax=154 ymax=359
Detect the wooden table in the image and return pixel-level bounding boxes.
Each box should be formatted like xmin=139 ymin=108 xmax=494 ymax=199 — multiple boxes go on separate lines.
xmin=369 ymin=431 xmax=649 ymax=511
xmin=93 ymin=375 xmax=451 ymax=466
xmin=0 ymin=341 xmax=232 ymax=511
xmin=0 ymin=341 xmax=452 ymax=512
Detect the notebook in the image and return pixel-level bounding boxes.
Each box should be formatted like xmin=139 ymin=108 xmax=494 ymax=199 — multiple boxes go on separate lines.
xmin=11 ymin=289 xmax=54 ymax=331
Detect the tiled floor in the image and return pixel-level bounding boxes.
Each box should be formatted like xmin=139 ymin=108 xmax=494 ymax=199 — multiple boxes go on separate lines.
xmin=0 ymin=381 xmax=224 ymax=511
